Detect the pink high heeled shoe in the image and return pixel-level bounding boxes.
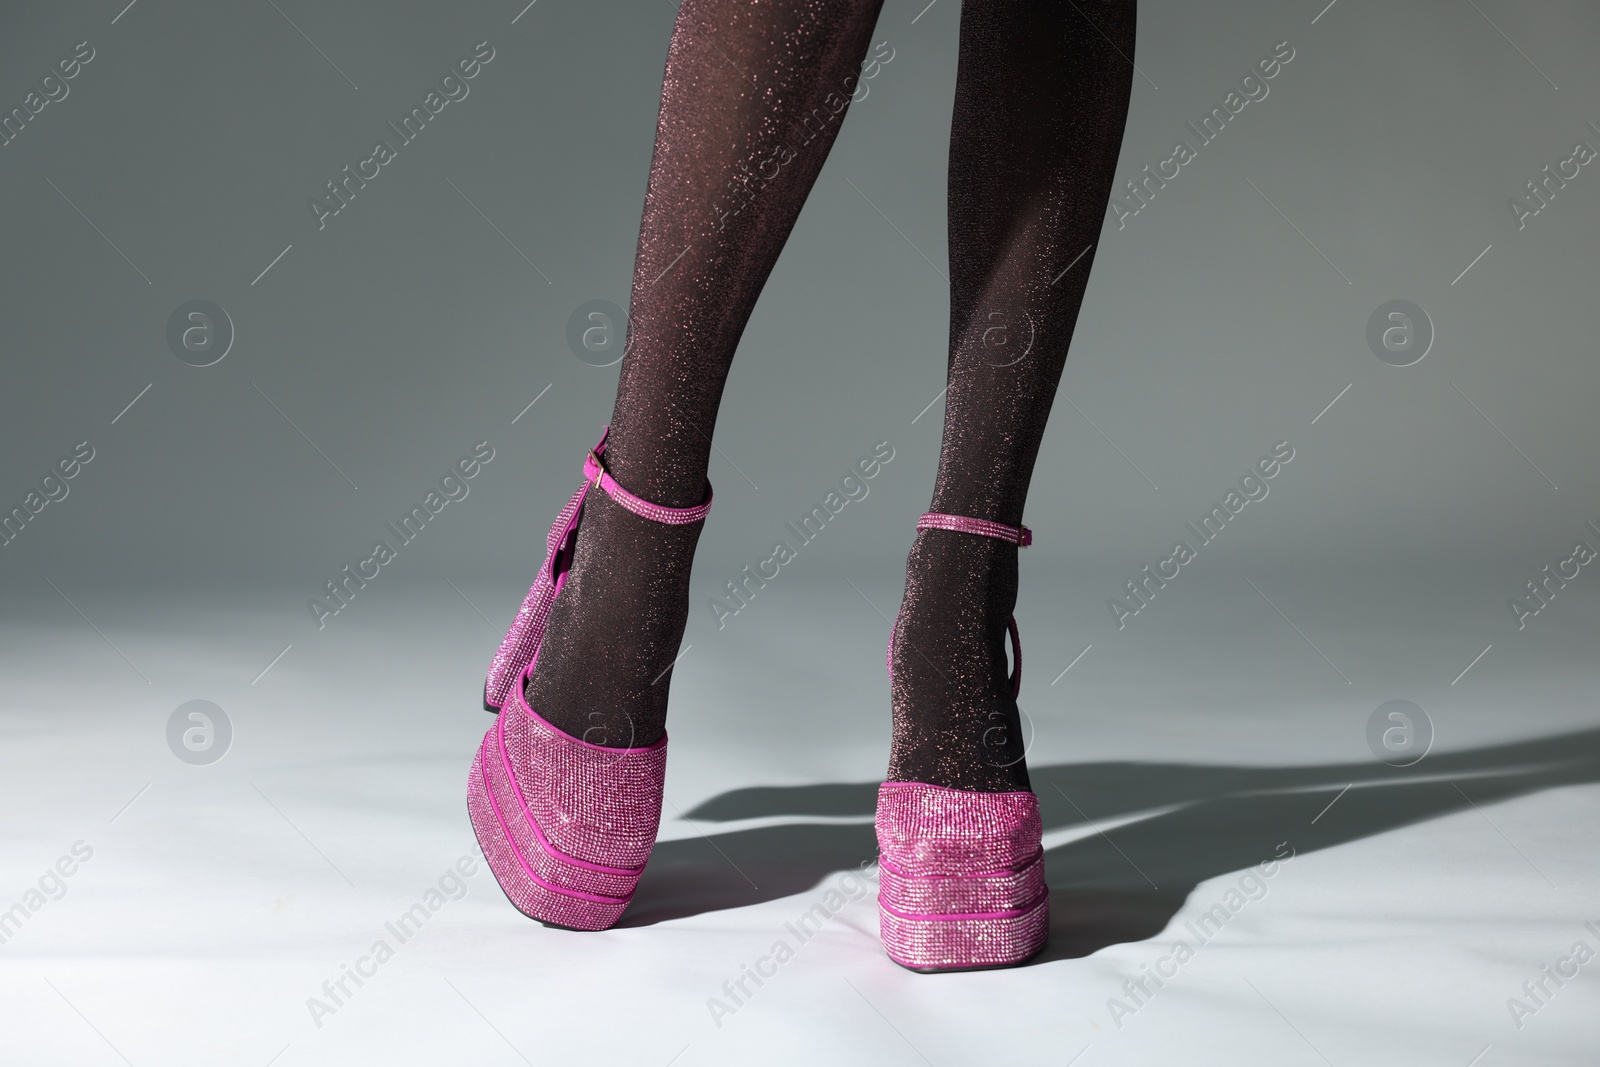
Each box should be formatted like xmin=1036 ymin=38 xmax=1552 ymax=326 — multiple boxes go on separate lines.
xmin=878 ymin=512 xmax=1049 ymax=971
xmin=468 ymin=428 xmax=712 ymax=930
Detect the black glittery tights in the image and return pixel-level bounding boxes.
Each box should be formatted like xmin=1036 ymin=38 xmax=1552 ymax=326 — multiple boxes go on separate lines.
xmin=526 ymin=0 xmax=888 ymax=748
xmin=891 ymin=1 xmax=1136 ymax=791
xmin=528 ymin=0 xmax=1135 ymax=794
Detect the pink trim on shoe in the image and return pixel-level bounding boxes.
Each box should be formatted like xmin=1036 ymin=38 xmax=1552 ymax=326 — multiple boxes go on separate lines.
xmin=469 ymin=428 xmax=709 ymax=930
xmin=874 ymin=781 xmax=1049 ymax=971
xmin=916 ymin=511 xmax=1031 ymax=547
xmin=475 ymin=745 xmax=634 ymax=907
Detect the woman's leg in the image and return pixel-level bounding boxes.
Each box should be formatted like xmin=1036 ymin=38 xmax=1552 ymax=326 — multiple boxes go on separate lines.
xmin=527 ymin=0 xmax=885 ymax=747
xmin=889 ymin=0 xmax=1137 ymax=791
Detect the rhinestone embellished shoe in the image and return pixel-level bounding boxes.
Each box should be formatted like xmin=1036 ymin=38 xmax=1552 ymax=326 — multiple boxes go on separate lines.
xmin=468 ymin=427 xmax=712 ymax=930
xmin=878 ymin=512 xmax=1049 ymax=971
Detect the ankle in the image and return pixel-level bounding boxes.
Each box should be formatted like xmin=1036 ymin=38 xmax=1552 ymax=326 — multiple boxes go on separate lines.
xmin=887 ymin=530 xmax=1031 ymax=792
xmin=523 ymin=490 xmax=703 ymax=748
xmin=601 ymin=424 xmax=716 ymax=511
xmin=897 ymin=528 xmax=1018 ymax=654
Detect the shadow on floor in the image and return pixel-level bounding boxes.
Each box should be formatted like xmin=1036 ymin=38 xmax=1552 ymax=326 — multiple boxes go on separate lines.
xmin=621 ymin=725 xmax=1600 ymax=962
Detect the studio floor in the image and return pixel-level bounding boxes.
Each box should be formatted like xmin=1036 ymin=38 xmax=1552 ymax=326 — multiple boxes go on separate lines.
xmin=2 ymin=572 xmax=1597 ymax=1066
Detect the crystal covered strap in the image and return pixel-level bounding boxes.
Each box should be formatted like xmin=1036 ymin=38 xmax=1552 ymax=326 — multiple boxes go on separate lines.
xmin=917 ymin=512 xmax=1031 ymax=546
xmin=583 ymin=443 xmax=712 ymax=525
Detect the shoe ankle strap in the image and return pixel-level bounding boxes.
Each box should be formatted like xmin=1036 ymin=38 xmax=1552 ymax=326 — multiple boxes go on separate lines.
xmin=584 ymin=427 xmax=713 ymax=525
xmin=917 ymin=512 xmax=1031 ymax=547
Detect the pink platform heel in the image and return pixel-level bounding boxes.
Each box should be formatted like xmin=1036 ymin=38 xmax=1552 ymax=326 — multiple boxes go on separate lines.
xmin=468 ymin=427 xmax=712 ymax=930
xmin=878 ymin=511 xmax=1048 ymax=971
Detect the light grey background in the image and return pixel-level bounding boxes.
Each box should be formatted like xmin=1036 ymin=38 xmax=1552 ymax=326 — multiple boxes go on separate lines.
xmin=3 ymin=2 xmax=1598 ymax=1065
xmin=2 ymin=0 xmax=1595 ymax=587
xmin=5 ymin=0 xmax=1595 ymax=743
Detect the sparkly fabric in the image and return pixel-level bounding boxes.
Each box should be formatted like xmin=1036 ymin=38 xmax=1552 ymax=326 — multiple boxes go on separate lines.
xmin=888 ymin=512 xmax=1025 ymax=701
xmin=875 ymin=782 xmax=1049 ymax=970
xmin=468 ymin=671 xmax=669 ymax=931
xmin=889 ymin=0 xmax=1135 ymax=793
xmin=524 ymin=0 xmax=886 ymax=746
xmin=879 ymin=854 xmax=1044 ymax=915
xmin=483 ymin=428 xmax=709 ymax=713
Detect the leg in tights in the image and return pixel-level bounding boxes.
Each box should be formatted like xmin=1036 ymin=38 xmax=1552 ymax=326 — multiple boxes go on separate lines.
xmin=888 ymin=0 xmax=1136 ymax=792
xmin=526 ymin=0 xmax=886 ymax=746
